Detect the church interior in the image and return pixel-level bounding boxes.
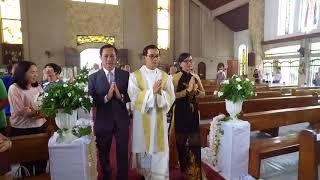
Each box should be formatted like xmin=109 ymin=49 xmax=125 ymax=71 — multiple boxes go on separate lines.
xmin=1 ymin=0 xmax=320 ymax=179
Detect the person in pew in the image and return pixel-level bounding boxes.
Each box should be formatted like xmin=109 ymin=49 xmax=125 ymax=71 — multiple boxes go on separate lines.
xmin=169 ymin=53 xmax=205 ymax=180
xmin=312 ymin=72 xmax=320 ymax=86
xmin=0 ymin=133 xmax=11 ymax=152
xmin=88 ymin=44 xmax=130 ymax=180
xmin=8 ymin=61 xmax=47 ymax=176
xmin=272 ymin=67 xmax=282 ymax=84
xmin=41 ymin=63 xmax=63 ymax=91
xmin=0 ymin=79 xmax=8 ymax=135
xmin=128 ymin=44 xmax=175 ymax=179
xmin=1 ymin=61 xmax=17 ymax=117
xmin=216 ymin=62 xmax=226 ymax=85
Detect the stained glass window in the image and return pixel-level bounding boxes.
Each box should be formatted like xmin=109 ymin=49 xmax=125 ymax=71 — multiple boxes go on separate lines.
xmin=0 ymin=0 xmax=22 ymax=44
xmin=157 ymin=0 xmax=169 ymax=49
xmin=238 ymin=44 xmax=247 ymax=76
xmin=71 ymin=0 xmax=118 ymax=5
xmin=0 ymin=0 xmax=20 ymax=19
xmin=76 ymin=35 xmax=115 ymax=45
xmin=2 ymin=19 xmax=22 ymax=44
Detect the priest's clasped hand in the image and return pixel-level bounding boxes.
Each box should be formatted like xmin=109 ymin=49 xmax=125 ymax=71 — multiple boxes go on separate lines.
xmin=153 ymin=80 xmax=162 ymax=95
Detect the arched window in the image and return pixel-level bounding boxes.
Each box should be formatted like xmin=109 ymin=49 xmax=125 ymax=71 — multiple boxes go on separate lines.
xmin=238 ymin=44 xmax=247 ymax=76
xmin=157 ymin=0 xmax=170 ymax=49
xmin=80 ymin=48 xmax=101 ymax=69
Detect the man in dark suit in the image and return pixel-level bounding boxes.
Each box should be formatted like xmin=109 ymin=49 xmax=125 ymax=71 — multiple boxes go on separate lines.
xmin=88 ymin=44 xmax=130 ymax=180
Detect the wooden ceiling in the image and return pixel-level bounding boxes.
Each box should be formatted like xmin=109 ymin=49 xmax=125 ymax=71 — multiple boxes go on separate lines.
xmin=216 ymin=3 xmax=248 ymax=32
xmin=198 ymin=0 xmax=235 ymax=10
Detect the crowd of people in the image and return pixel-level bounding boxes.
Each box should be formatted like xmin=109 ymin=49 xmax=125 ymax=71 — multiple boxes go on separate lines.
xmin=87 ymin=44 xmax=207 ymax=180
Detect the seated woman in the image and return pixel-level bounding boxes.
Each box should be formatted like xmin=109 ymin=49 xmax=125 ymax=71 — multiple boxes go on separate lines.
xmin=8 ymin=61 xmax=47 ymax=176
xmin=0 ymin=133 xmax=11 ymax=152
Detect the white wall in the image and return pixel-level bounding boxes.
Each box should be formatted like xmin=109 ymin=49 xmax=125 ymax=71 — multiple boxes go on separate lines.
xmin=189 ymin=1 xmax=201 ymax=57
xmin=21 ymin=0 xmax=65 ymax=69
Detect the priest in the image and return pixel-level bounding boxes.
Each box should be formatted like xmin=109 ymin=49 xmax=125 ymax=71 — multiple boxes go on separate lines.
xmin=128 ymin=44 xmax=175 ymax=180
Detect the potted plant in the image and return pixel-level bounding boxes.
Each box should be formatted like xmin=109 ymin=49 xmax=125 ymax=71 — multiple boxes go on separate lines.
xmin=214 ymin=75 xmax=256 ymax=120
xmin=39 ymin=67 xmax=92 ymax=130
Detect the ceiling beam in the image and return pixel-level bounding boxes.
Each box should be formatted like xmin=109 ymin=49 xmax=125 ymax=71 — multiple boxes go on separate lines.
xmin=191 ymin=0 xmax=210 ymax=12
xmin=211 ymin=0 xmax=249 ymax=18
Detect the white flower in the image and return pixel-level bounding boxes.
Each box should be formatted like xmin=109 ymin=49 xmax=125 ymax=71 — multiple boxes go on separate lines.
xmin=255 ymin=93 xmax=258 ymax=96
xmin=89 ymin=96 xmax=93 ymax=103
xmin=222 ymin=80 xmax=229 ymax=84
xmin=251 ymin=81 xmax=255 ymax=85
xmin=236 ymin=78 xmax=241 ymax=82
xmin=232 ymin=74 xmax=237 ymax=78
xmin=245 ymin=78 xmax=249 ymax=81
xmin=237 ymin=84 xmax=242 ymax=90
xmin=217 ymin=91 xmax=223 ymax=97
xmin=68 ymin=93 xmax=71 ymax=97
xmin=213 ymin=90 xmax=218 ymax=95
xmin=79 ymin=97 xmax=82 ymax=102
xmin=75 ymin=82 xmax=79 ymax=86
xmin=51 ymin=98 xmax=54 ymax=101
xmin=63 ymin=84 xmax=68 ymax=87
xmin=84 ymin=86 xmax=88 ymax=93
xmin=44 ymin=93 xmax=49 ymax=97
xmin=250 ymin=92 xmax=254 ymax=95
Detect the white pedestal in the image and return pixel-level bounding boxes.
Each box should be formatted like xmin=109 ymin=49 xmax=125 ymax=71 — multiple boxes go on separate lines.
xmin=218 ymin=120 xmax=250 ymax=180
xmin=48 ymin=133 xmax=95 ymax=180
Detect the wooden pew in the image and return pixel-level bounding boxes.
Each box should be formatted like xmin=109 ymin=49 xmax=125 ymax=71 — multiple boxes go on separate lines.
xmin=245 ymin=106 xmax=320 ymax=178
xmin=0 ymin=133 xmax=50 ymax=179
xmin=200 ymin=105 xmax=320 ymax=178
xmin=198 ymin=94 xmax=319 ymax=120
xmin=197 ymin=90 xmax=289 ymax=103
xmin=298 ymin=129 xmax=319 ymax=180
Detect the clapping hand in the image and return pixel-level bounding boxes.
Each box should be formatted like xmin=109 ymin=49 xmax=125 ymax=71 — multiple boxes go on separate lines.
xmin=187 ymin=77 xmax=195 ymax=92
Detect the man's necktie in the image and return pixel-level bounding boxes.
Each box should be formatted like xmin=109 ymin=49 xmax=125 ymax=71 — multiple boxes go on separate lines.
xmin=108 ymin=72 xmax=114 ymax=84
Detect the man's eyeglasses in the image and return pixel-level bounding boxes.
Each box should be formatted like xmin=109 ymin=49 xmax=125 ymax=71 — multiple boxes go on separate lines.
xmin=147 ymin=54 xmax=160 ymax=59
xmin=183 ymin=59 xmax=193 ymax=63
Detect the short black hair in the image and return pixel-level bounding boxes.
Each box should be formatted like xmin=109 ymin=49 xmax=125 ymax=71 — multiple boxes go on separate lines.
xmin=99 ymin=44 xmax=118 ymax=56
xmin=178 ymin=53 xmax=191 ymax=63
xmin=44 ymin=63 xmax=62 ymax=74
xmin=142 ymin=44 xmax=160 ymax=56
xmin=7 ymin=61 xmax=18 ymax=74
xmin=12 ymin=61 xmax=39 ymax=90
xmin=217 ymin=62 xmax=225 ymax=71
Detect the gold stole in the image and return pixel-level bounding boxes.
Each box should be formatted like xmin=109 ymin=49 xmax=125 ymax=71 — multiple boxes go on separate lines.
xmin=133 ymin=70 xmax=169 ymax=152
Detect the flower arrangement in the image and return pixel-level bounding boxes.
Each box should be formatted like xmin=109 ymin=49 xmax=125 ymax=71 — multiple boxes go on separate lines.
xmin=39 ymin=67 xmax=92 ymax=118
xmin=208 ymin=114 xmax=226 ymax=166
xmin=214 ymin=75 xmax=256 ymax=103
